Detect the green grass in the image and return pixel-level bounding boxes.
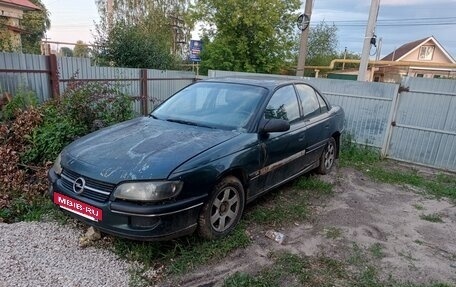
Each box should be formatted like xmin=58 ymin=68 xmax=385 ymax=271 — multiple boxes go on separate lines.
xmin=246 ymin=176 xmax=333 ymax=226
xmin=420 ymin=213 xmax=444 ymax=223
xmin=339 ymin=134 xmax=381 ymax=168
xmin=0 ymin=194 xmax=68 ymax=223
xmin=223 ymin=248 xmax=453 ymax=287
xmin=369 ymin=243 xmax=385 ymax=259
xmin=413 ymin=204 xmax=425 ymax=210
xmin=223 ymin=252 xmax=347 ymax=287
xmin=112 ymin=223 xmax=250 ymax=276
xmin=324 ymin=226 xmax=342 ymax=239
xmin=340 ymin=135 xmax=456 ymax=201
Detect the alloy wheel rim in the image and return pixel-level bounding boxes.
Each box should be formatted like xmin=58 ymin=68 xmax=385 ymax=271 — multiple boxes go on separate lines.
xmin=324 ymin=142 xmax=335 ymax=169
xmin=210 ymin=187 xmax=240 ymax=232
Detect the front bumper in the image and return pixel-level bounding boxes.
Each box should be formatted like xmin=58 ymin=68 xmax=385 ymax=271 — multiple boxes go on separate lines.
xmin=48 ymin=168 xmax=206 ymax=241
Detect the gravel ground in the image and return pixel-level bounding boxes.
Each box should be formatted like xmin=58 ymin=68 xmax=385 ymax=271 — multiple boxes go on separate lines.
xmin=0 ymin=221 xmax=131 ymax=287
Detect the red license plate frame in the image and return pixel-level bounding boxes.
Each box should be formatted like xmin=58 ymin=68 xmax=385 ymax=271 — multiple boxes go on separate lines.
xmin=53 ymin=192 xmax=103 ymax=221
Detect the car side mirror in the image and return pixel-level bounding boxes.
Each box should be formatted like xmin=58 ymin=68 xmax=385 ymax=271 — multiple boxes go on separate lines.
xmin=259 ymin=119 xmax=290 ymax=134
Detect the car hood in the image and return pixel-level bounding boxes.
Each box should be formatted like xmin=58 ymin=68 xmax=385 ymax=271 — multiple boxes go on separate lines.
xmin=63 ymin=117 xmax=240 ymax=183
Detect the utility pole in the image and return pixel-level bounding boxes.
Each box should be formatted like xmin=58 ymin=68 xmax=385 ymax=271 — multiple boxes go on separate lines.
xmin=342 ymin=47 xmax=347 ymax=70
xmin=357 ymin=0 xmax=380 ymax=81
xmin=296 ymin=0 xmax=313 ymax=77
xmin=107 ymin=0 xmax=113 ymax=31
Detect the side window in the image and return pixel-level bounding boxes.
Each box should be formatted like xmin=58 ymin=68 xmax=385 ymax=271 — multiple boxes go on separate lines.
xmin=295 ymin=84 xmax=321 ymax=119
xmin=316 ymin=92 xmax=329 ymax=113
xmin=264 ymin=85 xmax=300 ymax=123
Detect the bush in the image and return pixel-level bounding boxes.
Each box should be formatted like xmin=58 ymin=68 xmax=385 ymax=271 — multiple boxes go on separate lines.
xmin=61 ymin=81 xmax=134 ymax=131
xmin=22 ymin=104 xmax=86 ymax=163
xmin=0 ymin=82 xmax=135 ymax=222
xmin=1 ymin=88 xmax=38 ymax=120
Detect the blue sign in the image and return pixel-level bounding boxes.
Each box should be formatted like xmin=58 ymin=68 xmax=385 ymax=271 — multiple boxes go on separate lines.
xmin=189 ymin=40 xmax=202 ymax=62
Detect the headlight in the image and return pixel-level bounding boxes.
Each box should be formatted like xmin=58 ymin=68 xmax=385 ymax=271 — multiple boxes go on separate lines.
xmin=113 ymin=181 xmax=183 ymax=202
xmin=53 ymin=153 xmax=62 ymax=175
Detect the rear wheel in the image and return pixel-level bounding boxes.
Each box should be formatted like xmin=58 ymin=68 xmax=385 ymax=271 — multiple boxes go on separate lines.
xmin=318 ymin=137 xmax=337 ymax=174
xmin=198 ymin=176 xmax=245 ymax=240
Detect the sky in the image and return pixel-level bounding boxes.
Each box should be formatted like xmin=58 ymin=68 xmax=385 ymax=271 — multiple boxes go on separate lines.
xmin=41 ymin=0 xmax=456 ymax=59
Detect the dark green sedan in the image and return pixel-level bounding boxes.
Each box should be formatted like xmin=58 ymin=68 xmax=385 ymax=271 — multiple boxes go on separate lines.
xmin=48 ymin=77 xmax=344 ymax=240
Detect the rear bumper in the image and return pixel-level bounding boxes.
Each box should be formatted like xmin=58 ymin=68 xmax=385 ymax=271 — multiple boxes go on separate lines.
xmin=48 ymin=168 xmax=206 ymax=241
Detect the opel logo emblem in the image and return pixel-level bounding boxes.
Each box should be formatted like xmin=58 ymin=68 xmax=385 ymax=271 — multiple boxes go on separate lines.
xmin=73 ymin=177 xmax=86 ymax=195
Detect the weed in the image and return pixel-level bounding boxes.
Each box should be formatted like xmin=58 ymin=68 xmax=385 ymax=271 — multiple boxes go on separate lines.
xmin=420 ymin=213 xmax=444 ymax=223
xmin=0 ymin=194 xmax=65 ymax=223
xmin=369 ymin=243 xmax=385 ymax=259
xmin=348 ymin=242 xmax=367 ymax=266
xmin=339 ymin=133 xmax=380 ymax=167
xmin=113 ymin=223 xmax=250 ymax=276
xmin=413 ymin=204 xmax=425 ymax=210
xmin=223 ymin=247 xmax=452 ymax=287
xmin=2 ymin=87 xmax=38 ymax=120
xmin=324 ymin=226 xmax=342 ymax=239
xmin=339 ymin=136 xmax=456 ymax=202
xmin=295 ymin=176 xmax=333 ymax=194
xmin=223 ymin=272 xmax=259 ymax=287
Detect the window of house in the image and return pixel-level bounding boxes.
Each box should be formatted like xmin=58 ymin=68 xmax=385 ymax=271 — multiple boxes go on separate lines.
xmin=416 ymin=74 xmax=424 ymax=78
xmin=418 ymin=46 xmax=434 ymax=61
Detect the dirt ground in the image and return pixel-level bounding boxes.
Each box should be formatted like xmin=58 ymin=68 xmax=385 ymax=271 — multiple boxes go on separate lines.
xmin=167 ymin=166 xmax=456 ymax=286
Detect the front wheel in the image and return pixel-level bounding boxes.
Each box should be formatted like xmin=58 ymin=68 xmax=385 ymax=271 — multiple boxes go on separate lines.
xmin=198 ymin=176 xmax=245 ymax=240
xmin=318 ymin=137 xmax=337 ymax=174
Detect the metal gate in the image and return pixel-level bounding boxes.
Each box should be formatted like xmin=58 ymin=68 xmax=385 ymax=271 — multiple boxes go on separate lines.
xmin=383 ymin=77 xmax=456 ymax=172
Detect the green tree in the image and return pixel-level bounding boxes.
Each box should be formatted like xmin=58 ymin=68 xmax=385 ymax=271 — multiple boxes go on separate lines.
xmin=191 ymin=0 xmax=300 ymax=74
xmin=93 ymin=0 xmax=190 ymax=66
xmin=60 ymin=47 xmax=73 ymax=57
xmin=21 ymin=0 xmax=50 ymax=54
xmin=306 ymin=21 xmax=339 ymax=68
xmin=73 ymin=40 xmax=90 ymax=58
xmin=97 ymin=22 xmax=176 ymax=69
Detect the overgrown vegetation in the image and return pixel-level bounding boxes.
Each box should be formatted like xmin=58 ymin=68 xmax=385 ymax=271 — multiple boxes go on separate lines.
xmin=110 ymin=224 xmax=250 ymax=285
xmin=246 ymin=176 xmax=333 ymax=226
xmin=340 ymin=134 xmax=456 ymax=201
xmin=0 ymin=83 xmax=134 ymax=222
xmin=419 ymin=213 xmax=444 ymax=223
xmin=223 ymin=248 xmax=452 ymax=287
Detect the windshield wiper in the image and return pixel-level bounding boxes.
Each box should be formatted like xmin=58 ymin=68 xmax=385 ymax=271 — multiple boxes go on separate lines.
xmin=166 ymin=118 xmax=215 ymax=129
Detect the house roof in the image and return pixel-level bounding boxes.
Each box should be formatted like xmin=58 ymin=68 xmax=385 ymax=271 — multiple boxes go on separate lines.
xmin=381 ymin=36 xmax=456 ymax=63
xmin=0 ymin=0 xmax=41 ymax=10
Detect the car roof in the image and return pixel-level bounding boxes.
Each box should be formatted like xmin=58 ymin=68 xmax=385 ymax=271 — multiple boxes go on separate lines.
xmin=203 ymin=76 xmax=308 ymax=90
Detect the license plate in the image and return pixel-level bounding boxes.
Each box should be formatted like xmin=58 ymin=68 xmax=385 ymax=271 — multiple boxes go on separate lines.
xmin=53 ymin=192 xmax=103 ymax=221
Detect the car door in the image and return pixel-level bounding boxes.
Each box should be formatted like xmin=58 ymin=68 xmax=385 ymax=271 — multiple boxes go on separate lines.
xmin=255 ymin=85 xmax=307 ymax=193
xmin=295 ymin=84 xmax=331 ymax=165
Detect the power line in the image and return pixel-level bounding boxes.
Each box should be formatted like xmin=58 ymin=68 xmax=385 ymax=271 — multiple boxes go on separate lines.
xmin=327 ymin=16 xmax=456 ymax=23
xmin=311 ymin=22 xmax=456 ymax=28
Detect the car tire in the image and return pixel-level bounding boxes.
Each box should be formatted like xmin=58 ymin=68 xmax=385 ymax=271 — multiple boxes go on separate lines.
xmin=198 ymin=176 xmax=245 ymax=240
xmin=318 ymin=137 xmax=337 ymax=175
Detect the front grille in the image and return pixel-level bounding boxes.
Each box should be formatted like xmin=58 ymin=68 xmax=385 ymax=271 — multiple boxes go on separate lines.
xmin=61 ymin=169 xmax=116 ymax=202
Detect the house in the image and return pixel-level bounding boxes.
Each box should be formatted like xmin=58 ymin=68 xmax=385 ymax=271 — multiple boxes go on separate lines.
xmin=374 ymin=36 xmax=456 ymax=82
xmin=326 ymin=36 xmax=456 ymax=82
xmin=0 ymin=0 xmax=40 ymax=51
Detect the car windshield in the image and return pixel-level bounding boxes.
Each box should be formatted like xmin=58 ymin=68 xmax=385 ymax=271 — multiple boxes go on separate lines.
xmin=152 ymin=82 xmax=267 ymax=131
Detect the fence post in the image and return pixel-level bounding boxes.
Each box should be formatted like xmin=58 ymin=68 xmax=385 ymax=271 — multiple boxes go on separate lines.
xmin=48 ymin=54 xmax=60 ymax=100
xmin=381 ymin=84 xmax=401 ymax=158
xmin=140 ymin=69 xmax=148 ymax=116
